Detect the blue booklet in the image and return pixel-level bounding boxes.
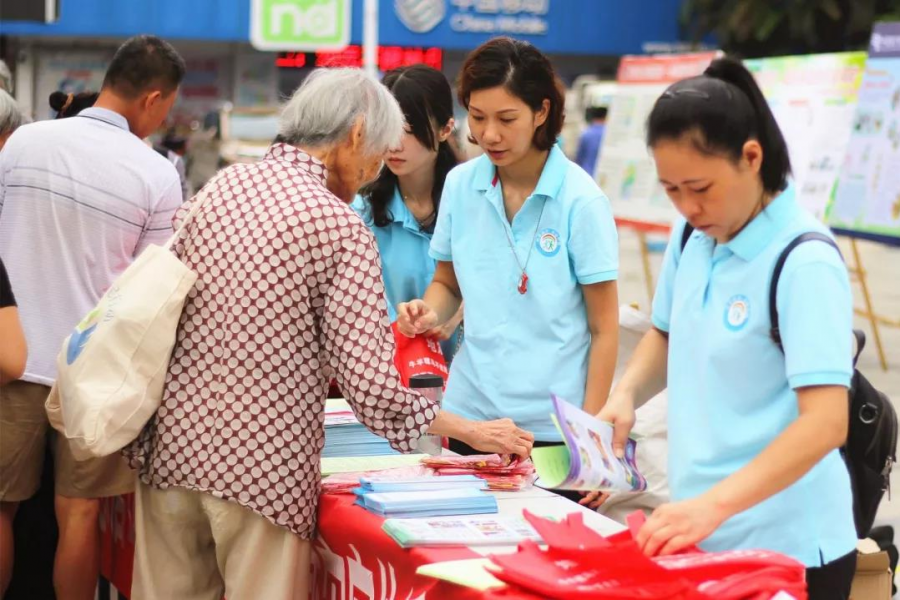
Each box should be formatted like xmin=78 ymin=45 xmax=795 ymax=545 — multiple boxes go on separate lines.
xmin=358 ymin=475 xmax=486 ymax=493
xmin=355 ymin=487 xmax=498 ymax=518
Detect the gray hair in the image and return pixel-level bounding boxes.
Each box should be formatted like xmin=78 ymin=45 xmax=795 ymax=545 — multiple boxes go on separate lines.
xmin=0 ymin=89 xmax=22 ymax=138
xmin=0 ymin=60 xmax=11 ymax=93
xmin=278 ymin=68 xmax=404 ymax=156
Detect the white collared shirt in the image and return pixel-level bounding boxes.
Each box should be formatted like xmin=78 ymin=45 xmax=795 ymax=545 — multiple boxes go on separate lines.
xmin=0 ymin=107 xmax=183 ymax=385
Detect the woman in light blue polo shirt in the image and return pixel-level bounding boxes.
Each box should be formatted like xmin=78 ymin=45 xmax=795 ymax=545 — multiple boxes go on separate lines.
xmin=352 ymin=65 xmax=463 ymax=361
xmin=397 ymin=38 xmax=620 ymax=493
xmin=594 ymin=58 xmax=856 ymax=598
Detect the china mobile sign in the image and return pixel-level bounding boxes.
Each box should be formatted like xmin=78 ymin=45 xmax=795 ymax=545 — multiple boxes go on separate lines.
xmin=396 ymin=0 xmax=550 ymax=35
xmin=251 ymin=0 xmax=351 ymax=51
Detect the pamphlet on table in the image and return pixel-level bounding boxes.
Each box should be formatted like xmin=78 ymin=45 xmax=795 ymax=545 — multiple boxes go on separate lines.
xmin=383 ymin=514 xmax=542 ymax=548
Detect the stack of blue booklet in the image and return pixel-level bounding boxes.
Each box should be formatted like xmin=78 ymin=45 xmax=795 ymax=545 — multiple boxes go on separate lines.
xmin=322 ymin=404 xmax=400 ymax=459
xmin=353 ymin=475 xmax=498 ymax=518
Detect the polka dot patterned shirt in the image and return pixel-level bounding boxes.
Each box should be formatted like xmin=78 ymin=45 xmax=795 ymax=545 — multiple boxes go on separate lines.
xmin=126 ymin=143 xmax=439 ymax=538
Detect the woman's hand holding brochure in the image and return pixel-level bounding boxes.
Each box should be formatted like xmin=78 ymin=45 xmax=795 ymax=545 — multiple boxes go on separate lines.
xmin=531 ymin=395 xmax=647 ymax=493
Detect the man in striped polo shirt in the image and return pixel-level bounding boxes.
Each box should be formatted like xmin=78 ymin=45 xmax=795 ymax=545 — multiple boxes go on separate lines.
xmin=0 ymin=35 xmax=185 ymax=599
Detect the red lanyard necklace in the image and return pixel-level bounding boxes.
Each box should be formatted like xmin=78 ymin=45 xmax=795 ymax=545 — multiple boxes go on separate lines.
xmin=501 ymin=198 xmax=547 ymax=294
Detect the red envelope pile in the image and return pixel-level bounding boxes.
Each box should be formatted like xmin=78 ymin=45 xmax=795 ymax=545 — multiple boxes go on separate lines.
xmin=479 ymin=510 xmax=807 ymax=600
xmin=421 ymin=454 xmax=536 ymax=491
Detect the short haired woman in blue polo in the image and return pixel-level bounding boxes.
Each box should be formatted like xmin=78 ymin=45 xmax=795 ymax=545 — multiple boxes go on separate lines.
xmin=593 ymin=57 xmax=856 ymax=598
xmin=352 ymin=65 xmax=463 ymax=362
xmin=397 ymin=38 xmax=620 ymax=485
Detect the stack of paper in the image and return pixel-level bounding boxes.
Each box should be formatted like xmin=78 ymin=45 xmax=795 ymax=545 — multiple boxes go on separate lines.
xmin=355 ymin=486 xmax=498 ymax=518
xmin=359 ymin=474 xmax=486 ymax=492
xmin=422 ymin=454 xmax=536 ymax=491
xmin=323 ymin=404 xmax=400 ymax=459
xmin=383 ymin=515 xmax=543 ymax=548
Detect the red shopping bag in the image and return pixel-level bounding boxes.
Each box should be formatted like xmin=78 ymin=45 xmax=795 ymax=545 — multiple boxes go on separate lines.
xmin=485 ymin=511 xmax=807 ymax=600
xmin=391 ymin=322 xmax=448 ymax=387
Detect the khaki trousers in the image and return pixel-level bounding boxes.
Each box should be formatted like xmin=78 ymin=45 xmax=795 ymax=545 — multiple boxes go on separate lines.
xmin=132 ymin=481 xmax=310 ymax=600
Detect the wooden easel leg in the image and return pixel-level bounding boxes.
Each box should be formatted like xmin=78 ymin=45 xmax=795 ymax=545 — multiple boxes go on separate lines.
xmin=850 ymin=238 xmax=889 ymax=371
xmin=637 ymin=231 xmax=654 ymax=307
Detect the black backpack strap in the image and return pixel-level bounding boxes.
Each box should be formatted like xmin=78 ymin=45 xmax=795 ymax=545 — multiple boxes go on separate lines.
xmin=769 ymin=232 xmax=842 ymax=350
xmin=852 ymin=329 xmax=866 ymax=367
xmin=679 ymin=223 xmax=695 ymax=255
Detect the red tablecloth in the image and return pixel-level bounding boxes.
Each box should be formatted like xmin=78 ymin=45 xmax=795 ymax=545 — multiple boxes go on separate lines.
xmin=99 ymin=493 xmax=510 ymax=599
xmin=311 ymin=493 xmax=491 ymax=599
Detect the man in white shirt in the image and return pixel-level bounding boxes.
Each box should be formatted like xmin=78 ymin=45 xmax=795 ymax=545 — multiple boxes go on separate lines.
xmin=0 ymin=35 xmax=185 ymax=600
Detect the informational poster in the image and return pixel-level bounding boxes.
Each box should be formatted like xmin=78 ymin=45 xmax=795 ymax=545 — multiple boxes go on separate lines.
xmin=595 ymin=52 xmax=718 ymax=228
xmin=35 ymin=50 xmax=111 ymax=120
xmin=828 ymin=22 xmax=900 ymax=243
xmin=745 ymin=52 xmax=866 ymax=221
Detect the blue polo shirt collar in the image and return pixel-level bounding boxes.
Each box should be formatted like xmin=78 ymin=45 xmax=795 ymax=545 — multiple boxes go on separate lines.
xmin=389 ymin=186 xmax=430 ymax=236
xmin=473 ymin=145 xmax=568 ymax=201
xmin=723 ymin=186 xmax=799 ymax=262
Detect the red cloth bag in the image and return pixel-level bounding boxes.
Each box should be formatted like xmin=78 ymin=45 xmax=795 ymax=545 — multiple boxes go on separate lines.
xmin=391 ymin=322 xmax=448 ymax=387
xmin=326 ymin=324 xmax=449 ymax=398
xmin=485 ymin=511 xmax=807 ymax=600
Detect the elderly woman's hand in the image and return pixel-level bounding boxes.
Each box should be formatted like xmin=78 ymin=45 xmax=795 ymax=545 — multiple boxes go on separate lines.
xmin=464 ymin=418 xmax=535 ymax=458
xmin=396 ymin=300 xmax=439 ymax=337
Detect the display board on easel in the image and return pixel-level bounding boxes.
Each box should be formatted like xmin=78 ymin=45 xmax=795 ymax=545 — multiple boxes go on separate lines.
xmin=745 ymin=52 xmax=867 ymax=221
xmin=827 ymin=22 xmax=900 ymax=247
xmin=826 ymin=22 xmax=900 ymax=370
xmin=594 ymin=52 xmax=718 ymax=304
xmin=595 ymin=52 xmax=719 ymax=232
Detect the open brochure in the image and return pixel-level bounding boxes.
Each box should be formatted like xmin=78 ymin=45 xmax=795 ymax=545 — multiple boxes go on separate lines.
xmin=383 ymin=515 xmax=543 ymax=548
xmin=531 ymin=395 xmax=647 ymax=492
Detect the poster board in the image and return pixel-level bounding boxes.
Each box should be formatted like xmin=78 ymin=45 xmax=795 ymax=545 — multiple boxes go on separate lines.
xmin=745 ymin=52 xmax=867 ymax=221
xmin=827 ymin=22 xmax=900 ymax=245
xmin=595 ymin=52 xmax=718 ymax=230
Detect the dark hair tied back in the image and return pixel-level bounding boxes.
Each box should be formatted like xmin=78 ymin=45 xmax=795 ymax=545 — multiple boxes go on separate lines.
xmin=49 ymin=91 xmax=99 ymax=119
xmin=646 ymin=57 xmax=791 ymax=194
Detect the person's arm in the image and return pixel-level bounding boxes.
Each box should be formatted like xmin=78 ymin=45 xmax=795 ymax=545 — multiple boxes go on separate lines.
xmin=426 ymin=301 xmax=464 ymax=341
xmin=566 ymin=193 xmax=619 ymax=413
xmin=136 ymin=170 xmax=184 ymax=254
xmin=397 ymin=261 xmax=462 ymax=336
xmin=399 ymin=177 xmax=463 ymax=336
xmin=0 ymin=307 xmax=26 ymax=384
xmin=637 ymin=385 xmax=847 ymax=556
xmin=606 ymin=328 xmax=669 ymax=411
xmin=0 ymin=261 xmax=26 ymax=384
xmin=321 ymin=222 xmax=532 ymax=456
xmin=574 ymin=133 xmax=589 ymax=171
xmin=581 ymin=281 xmax=619 ymax=414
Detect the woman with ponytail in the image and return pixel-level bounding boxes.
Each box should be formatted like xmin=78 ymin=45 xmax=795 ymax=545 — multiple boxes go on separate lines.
xmin=589 ymin=57 xmax=856 ymax=598
xmin=353 ymin=64 xmax=463 ymax=361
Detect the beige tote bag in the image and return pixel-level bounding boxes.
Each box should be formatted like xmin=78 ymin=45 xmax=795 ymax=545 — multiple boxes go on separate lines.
xmin=47 ymin=193 xmax=208 ymax=460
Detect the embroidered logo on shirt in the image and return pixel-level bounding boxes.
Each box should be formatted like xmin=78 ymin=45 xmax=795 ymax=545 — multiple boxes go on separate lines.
xmin=536 ymin=228 xmax=561 ymax=257
xmin=724 ymin=295 xmax=751 ymax=331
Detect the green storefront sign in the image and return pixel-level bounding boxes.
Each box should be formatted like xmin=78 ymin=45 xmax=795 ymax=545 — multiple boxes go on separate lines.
xmin=251 ymin=0 xmax=350 ymax=51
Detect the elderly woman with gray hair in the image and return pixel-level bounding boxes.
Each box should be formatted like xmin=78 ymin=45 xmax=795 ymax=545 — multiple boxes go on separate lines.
xmin=125 ymin=68 xmax=534 ymax=600
xmin=0 ymin=89 xmax=22 ymax=150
